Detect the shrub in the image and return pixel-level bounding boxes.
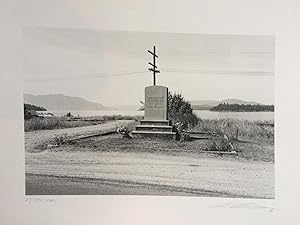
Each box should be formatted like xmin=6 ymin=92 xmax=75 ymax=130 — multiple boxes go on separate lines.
xmin=173 ymin=122 xmax=191 ymax=141
xmin=53 ymin=134 xmax=68 ymax=145
xmin=168 ymin=92 xmax=200 ymax=129
xmin=116 ymin=124 xmax=133 ymax=138
xmin=206 ymin=135 xmax=235 ymax=152
xmin=66 ymin=112 xmax=72 ymax=117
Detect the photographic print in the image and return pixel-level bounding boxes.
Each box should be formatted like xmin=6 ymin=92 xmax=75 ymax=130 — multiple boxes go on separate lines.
xmin=23 ymin=28 xmax=274 ymax=198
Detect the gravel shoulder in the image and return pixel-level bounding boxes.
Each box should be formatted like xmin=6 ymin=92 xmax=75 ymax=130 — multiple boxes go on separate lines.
xmin=26 ymin=150 xmax=274 ymax=198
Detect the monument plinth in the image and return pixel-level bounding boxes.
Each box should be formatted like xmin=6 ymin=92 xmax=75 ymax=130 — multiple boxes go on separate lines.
xmin=132 ymin=85 xmax=176 ymax=139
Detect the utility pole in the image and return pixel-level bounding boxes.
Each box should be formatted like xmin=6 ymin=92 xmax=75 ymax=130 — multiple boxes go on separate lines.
xmin=148 ymin=46 xmax=160 ymax=86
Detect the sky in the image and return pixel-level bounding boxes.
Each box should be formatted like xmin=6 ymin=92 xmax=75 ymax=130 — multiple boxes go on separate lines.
xmin=23 ymin=28 xmax=274 ymax=106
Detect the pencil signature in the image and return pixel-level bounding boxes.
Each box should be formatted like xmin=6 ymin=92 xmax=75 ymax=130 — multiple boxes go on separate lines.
xmin=209 ymin=202 xmax=275 ymax=212
xmin=25 ymin=198 xmax=56 ymax=204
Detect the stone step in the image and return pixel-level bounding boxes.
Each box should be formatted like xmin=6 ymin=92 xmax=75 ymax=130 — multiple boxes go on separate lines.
xmin=140 ymin=120 xmax=170 ymax=126
xmin=131 ymin=130 xmax=176 ymax=139
xmin=135 ymin=125 xmax=173 ymax=132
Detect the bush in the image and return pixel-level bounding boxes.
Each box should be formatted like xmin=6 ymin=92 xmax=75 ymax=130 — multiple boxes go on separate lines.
xmin=116 ymin=124 xmax=133 ymax=138
xmin=66 ymin=112 xmax=72 ymax=117
xmin=168 ymin=92 xmax=200 ymax=129
xmin=53 ymin=134 xmax=68 ymax=145
xmin=206 ymin=135 xmax=235 ymax=152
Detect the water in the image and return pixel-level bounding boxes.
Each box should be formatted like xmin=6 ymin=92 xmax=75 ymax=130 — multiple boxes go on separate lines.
xmin=51 ymin=110 xmax=144 ymax=117
xmin=51 ymin=110 xmax=274 ymax=122
xmin=194 ymin=110 xmax=274 ymax=122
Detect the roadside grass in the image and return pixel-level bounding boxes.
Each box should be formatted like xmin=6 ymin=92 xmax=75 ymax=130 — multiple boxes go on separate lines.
xmin=60 ymin=118 xmax=274 ymax=162
xmin=24 ymin=115 xmax=142 ymax=132
xmin=64 ymin=133 xmax=274 ymax=162
xmin=26 ymin=116 xmax=274 ymax=162
xmin=191 ymin=119 xmax=274 ymax=143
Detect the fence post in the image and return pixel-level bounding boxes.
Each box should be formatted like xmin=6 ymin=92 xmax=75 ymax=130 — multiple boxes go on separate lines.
xmin=236 ymin=128 xmax=239 ymax=140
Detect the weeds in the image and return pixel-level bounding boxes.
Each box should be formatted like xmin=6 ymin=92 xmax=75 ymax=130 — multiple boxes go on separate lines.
xmin=192 ymin=119 xmax=274 ymax=141
xmin=24 ymin=115 xmax=141 ymax=132
xmin=116 ymin=125 xmax=132 ymax=138
xmin=205 ymin=134 xmax=235 ymax=152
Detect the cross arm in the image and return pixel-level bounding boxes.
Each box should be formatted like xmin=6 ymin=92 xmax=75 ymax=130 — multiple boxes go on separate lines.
xmin=147 ymin=50 xmax=158 ymax=58
xmin=148 ymin=68 xmax=160 ymax=73
xmin=148 ymin=62 xmax=157 ymax=68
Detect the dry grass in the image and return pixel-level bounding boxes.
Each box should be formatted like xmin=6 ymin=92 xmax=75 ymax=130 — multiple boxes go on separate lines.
xmin=25 ymin=116 xmax=274 ymax=162
xmin=191 ymin=119 xmax=274 ymax=142
xmin=66 ymin=133 xmax=274 ymax=162
xmin=24 ymin=115 xmax=142 ymax=132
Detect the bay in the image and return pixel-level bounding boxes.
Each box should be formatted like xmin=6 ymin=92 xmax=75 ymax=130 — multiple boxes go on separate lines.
xmin=51 ymin=110 xmax=274 ymax=122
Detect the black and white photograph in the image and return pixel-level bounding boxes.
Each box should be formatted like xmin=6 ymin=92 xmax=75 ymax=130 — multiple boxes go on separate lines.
xmin=2 ymin=1 xmax=300 ymax=225
xmin=24 ymin=29 xmax=274 ymax=198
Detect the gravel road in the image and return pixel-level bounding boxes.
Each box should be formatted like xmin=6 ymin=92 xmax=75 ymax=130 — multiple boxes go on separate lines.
xmin=26 ymin=151 xmax=274 ymax=198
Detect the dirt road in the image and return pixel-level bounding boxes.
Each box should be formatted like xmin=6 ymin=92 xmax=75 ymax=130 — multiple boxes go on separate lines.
xmin=26 ymin=173 xmax=244 ymax=197
xmin=24 ymin=120 xmax=134 ymax=152
xmin=25 ymin=150 xmax=274 ymax=198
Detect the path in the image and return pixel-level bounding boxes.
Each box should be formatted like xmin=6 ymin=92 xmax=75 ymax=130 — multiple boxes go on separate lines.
xmin=24 ymin=120 xmax=134 ymax=152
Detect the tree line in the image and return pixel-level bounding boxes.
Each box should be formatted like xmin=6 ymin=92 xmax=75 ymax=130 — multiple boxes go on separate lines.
xmin=210 ymin=103 xmax=274 ymax=112
xmin=24 ymin=103 xmax=47 ymax=111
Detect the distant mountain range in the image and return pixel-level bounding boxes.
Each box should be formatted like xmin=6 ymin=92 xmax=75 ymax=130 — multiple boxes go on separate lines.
xmin=191 ymin=99 xmax=261 ymax=110
xmin=24 ymin=94 xmax=263 ymax=111
xmin=24 ymin=94 xmax=116 ymax=111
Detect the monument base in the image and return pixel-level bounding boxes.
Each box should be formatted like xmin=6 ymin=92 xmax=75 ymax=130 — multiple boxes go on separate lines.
xmin=133 ymin=85 xmax=176 ymax=139
xmin=131 ymin=120 xmax=176 ymax=140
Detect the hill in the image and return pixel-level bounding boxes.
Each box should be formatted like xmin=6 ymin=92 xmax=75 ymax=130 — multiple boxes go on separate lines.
xmin=24 ymin=103 xmax=47 ymax=111
xmin=211 ymin=103 xmax=274 ymax=112
xmin=191 ymin=99 xmax=261 ymax=110
xmin=24 ymin=94 xmax=115 ymax=111
xmin=220 ymin=99 xmax=260 ymax=105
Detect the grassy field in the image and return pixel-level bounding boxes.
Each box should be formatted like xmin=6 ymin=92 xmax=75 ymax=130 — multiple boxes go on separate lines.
xmin=192 ymin=119 xmax=274 ymax=143
xmin=58 ymin=118 xmax=273 ymax=162
xmin=25 ymin=116 xmax=274 ymax=162
xmin=68 ymin=133 xmax=273 ymax=162
xmin=24 ymin=115 xmax=142 ymax=132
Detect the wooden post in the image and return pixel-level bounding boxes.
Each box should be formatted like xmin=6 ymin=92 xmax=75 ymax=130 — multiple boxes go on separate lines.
xmin=148 ymin=46 xmax=160 ymax=86
xmin=236 ymin=128 xmax=239 ymax=140
xmin=153 ymin=46 xmax=156 ymax=85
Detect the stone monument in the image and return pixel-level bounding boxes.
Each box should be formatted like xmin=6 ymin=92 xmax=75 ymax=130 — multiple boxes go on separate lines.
xmin=132 ymin=46 xmax=176 ymax=139
xmin=144 ymin=85 xmax=168 ymax=121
